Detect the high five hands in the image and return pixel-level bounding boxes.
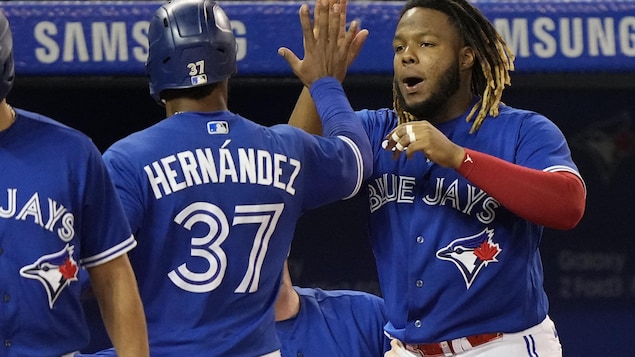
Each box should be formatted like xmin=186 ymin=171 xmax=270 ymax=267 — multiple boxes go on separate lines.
xmin=278 ymin=0 xmax=368 ymax=87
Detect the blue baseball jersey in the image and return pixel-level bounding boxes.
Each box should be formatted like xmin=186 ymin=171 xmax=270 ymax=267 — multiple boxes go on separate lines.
xmin=102 ymin=78 xmax=370 ymax=356
xmin=276 ymin=287 xmax=390 ymax=357
xmin=359 ymin=102 xmax=583 ymax=343
xmin=0 ymin=109 xmax=136 ymax=356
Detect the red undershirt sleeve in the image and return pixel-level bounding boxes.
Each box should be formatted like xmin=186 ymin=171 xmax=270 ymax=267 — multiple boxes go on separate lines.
xmin=456 ymin=148 xmax=586 ymax=230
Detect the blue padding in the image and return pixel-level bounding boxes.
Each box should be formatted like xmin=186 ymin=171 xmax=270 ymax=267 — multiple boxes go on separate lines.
xmin=2 ymin=0 xmax=635 ymax=76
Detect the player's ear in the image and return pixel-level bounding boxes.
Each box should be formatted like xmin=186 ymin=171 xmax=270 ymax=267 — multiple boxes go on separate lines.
xmin=459 ymin=46 xmax=475 ymax=70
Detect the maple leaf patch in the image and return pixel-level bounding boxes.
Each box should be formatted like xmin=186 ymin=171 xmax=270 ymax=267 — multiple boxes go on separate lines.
xmin=436 ymin=228 xmax=502 ymax=289
xmin=20 ymin=244 xmax=80 ymax=309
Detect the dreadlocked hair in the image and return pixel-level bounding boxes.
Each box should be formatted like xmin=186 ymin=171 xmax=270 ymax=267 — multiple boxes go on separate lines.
xmin=393 ymin=0 xmax=515 ymax=133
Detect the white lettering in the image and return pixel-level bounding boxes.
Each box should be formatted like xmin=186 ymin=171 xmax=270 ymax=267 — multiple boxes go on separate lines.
xmin=144 ymin=148 xmax=300 ymax=199
xmin=619 ymin=16 xmax=635 ymax=55
xmin=1 ymin=189 xmax=76 ymax=241
xmin=494 ymin=18 xmax=530 ymax=57
xmin=231 ymin=20 xmax=247 ymax=61
xmin=560 ymin=17 xmax=584 ymax=58
xmin=588 ymin=17 xmax=616 ymax=56
xmin=34 ymin=22 xmax=60 ymax=64
xmin=533 ymin=17 xmax=557 ymax=58
xmin=93 ymin=22 xmax=129 ymax=61
xmin=132 ymin=21 xmax=150 ymax=62
xmin=64 ymin=22 xmax=90 ymax=62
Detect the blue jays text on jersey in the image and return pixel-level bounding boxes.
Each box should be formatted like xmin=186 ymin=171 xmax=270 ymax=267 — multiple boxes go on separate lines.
xmin=357 ymin=102 xmax=584 ymax=344
xmin=368 ymin=174 xmax=500 ymax=225
xmin=144 ymin=144 xmax=301 ymax=199
xmin=1 ymin=189 xmax=75 ymax=240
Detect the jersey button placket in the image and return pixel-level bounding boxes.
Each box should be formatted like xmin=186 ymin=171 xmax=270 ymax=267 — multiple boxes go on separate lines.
xmin=413 ymin=235 xmax=425 ymax=329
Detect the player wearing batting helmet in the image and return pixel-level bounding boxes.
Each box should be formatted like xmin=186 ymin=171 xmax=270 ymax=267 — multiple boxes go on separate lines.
xmin=289 ymin=0 xmax=586 ymax=356
xmin=0 ymin=8 xmax=148 ymax=357
xmin=101 ymin=0 xmax=371 ymax=355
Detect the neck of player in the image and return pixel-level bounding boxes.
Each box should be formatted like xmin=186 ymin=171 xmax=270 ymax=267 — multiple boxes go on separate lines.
xmin=0 ymin=100 xmax=15 ymax=132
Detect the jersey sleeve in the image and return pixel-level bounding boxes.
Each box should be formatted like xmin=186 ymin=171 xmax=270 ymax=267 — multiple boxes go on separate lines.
xmin=102 ymin=147 xmax=146 ymax=235
xmin=79 ymin=143 xmax=137 ymax=268
xmin=516 ymin=113 xmax=582 ymax=177
xmin=286 ymin=77 xmax=372 ymax=209
xmin=310 ymin=78 xmax=372 ymax=188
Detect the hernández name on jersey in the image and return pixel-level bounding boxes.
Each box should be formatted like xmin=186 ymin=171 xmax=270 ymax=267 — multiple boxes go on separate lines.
xmin=368 ymin=174 xmax=500 ymax=225
xmin=144 ymin=140 xmax=301 ymax=200
xmin=1 ymin=188 xmax=75 ymax=241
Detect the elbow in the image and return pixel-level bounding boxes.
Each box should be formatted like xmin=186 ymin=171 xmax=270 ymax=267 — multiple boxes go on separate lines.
xmin=362 ymin=158 xmax=373 ymax=181
xmin=553 ymin=205 xmax=585 ymax=230
xmin=549 ymin=190 xmax=586 ymax=231
xmin=358 ymin=141 xmax=373 ymax=181
xmin=551 ymin=174 xmax=587 ymax=230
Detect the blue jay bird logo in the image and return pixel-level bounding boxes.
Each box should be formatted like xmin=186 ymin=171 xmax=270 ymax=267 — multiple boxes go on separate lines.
xmin=20 ymin=244 xmax=79 ymax=309
xmin=436 ymin=228 xmax=501 ymax=289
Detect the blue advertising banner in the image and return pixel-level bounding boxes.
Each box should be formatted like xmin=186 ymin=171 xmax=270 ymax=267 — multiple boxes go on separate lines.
xmin=2 ymin=0 xmax=635 ymax=76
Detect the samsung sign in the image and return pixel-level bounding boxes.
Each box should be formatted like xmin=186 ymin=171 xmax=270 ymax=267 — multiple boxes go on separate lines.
xmin=3 ymin=0 xmax=635 ymax=76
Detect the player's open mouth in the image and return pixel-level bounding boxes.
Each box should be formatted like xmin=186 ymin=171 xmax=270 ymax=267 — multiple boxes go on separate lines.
xmin=402 ymin=77 xmax=423 ymax=93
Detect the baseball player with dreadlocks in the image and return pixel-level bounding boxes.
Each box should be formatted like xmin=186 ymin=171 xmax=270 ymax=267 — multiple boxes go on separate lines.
xmin=0 ymin=9 xmax=148 ymax=357
xmin=100 ymin=0 xmax=371 ymax=355
xmin=289 ymin=0 xmax=587 ymax=356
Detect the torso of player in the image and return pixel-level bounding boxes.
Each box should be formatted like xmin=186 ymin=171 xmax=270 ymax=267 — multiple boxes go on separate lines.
xmin=103 ymin=111 xmax=362 ymax=355
xmin=358 ymin=106 xmax=578 ymax=343
xmin=0 ymin=109 xmax=129 ymax=355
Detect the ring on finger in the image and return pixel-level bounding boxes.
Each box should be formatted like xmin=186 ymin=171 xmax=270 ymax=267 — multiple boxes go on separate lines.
xmin=406 ymin=125 xmax=416 ymax=143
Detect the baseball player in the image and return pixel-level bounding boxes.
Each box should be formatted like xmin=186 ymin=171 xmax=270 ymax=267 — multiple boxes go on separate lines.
xmin=100 ymin=0 xmax=371 ymax=355
xmin=288 ymin=0 xmax=587 ymax=356
xmin=275 ymin=260 xmax=390 ymax=356
xmin=0 ymin=9 xmax=148 ymax=357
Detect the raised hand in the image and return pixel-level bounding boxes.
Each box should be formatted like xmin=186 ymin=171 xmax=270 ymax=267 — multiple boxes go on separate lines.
xmin=278 ymin=0 xmax=359 ymax=87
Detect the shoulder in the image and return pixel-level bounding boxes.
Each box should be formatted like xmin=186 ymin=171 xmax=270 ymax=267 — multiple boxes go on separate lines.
xmin=357 ymin=108 xmax=397 ymax=125
xmin=15 ymin=108 xmax=101 ymax=161
xmin=356 ymin=108 xmax=398 ymax=143
xmin=16 ymin=108 xmax=95 ymax=145
xmin=496 ymin=104 xmax=552 ymax=126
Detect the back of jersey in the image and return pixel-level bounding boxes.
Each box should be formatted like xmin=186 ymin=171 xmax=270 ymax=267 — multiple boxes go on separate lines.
xmin=103 ymin=110 xmax=364 ymax=356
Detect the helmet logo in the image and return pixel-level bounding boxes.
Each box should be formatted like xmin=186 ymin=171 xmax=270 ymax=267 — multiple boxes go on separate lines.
xmin=188 ymin=60 xmax=208 ymax=86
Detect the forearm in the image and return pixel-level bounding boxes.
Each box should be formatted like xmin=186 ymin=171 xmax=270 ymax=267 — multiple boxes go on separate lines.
xmin=89 ymin=255 xmax=149 ymax=357
xmin=288 ymin=86 xmax=323 ymax=135
xmin=457 ymin=148 xmax=586 ymax=230
xmin=309 ymin=77 xmax=372 ymax=179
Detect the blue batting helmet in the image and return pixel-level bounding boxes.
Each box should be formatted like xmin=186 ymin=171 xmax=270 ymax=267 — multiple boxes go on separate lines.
xmin=0 ymin=10 xmax=14 ymax=102
xmin=146 ymin=0 xmax=237 ymax=103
